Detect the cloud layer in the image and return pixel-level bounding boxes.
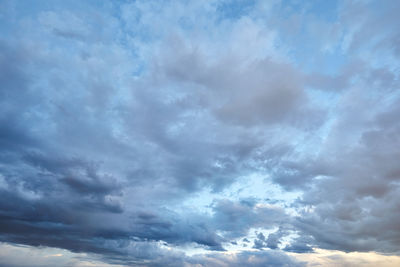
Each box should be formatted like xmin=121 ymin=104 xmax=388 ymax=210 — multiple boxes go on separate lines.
xmin=0 ymin=0 xmax=400 ymax=266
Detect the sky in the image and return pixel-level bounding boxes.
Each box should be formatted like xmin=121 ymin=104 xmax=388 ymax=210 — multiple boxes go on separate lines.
xmin=0 ymin=0 xmax=400 ymax=266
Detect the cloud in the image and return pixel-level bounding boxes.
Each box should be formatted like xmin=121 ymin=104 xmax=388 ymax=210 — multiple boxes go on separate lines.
xmin=212 ymin=199 xmax=288 ymax=240
xmin=290 ymin=89 xmax=400 ymax=253
xmin=189 ymin=250 xmax=304 ymax=267
xmin=0 ymin=0 xmax=400 ymax=266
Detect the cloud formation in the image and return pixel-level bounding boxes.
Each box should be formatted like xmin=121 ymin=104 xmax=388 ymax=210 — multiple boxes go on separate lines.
xmin=0 ymin=0 xmax=400 ymax=266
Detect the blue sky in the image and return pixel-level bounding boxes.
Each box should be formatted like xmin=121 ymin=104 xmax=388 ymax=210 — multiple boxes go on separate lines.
xmin=1 ymin=0 xmax=400 ymax=266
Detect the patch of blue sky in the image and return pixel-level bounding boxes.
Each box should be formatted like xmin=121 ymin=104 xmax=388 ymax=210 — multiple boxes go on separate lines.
xmin=287 ymin=45 xmax=348 ymax=76
xmin=304 ymin=0 xmax=339 ymax=22
xmin=279 ymin=0 xmax=339 ymax=22
xmin=7 ymin=0 xmax=101 ymax=19
xmin=270 ymin=0 xmax=346 ymax=75
xmin=285 ymin=26 xmax=348 ymax=76
xmin=177 ymin=172 xmax=301 ymax=217
xmin=216 ymin=0 xmax=257 ymax=21
xmin=305 ymin=89 xmax=340 ymax=144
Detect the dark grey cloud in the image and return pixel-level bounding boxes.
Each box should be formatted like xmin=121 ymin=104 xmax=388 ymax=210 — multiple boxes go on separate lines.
xmin=288 ymin=94 xmax=400 ymax=253
xmin=155 ymin=35 xmax=324 ymax=129
xmin=266 ymin=227 xmax=290 ymax=250
xmin=253 ymin=232 xmax=267 ymax=249
xmin=211 ymin=199 xmax=289 ymax=241
xmin=283 ymin=235 xmax=314 ymax=254
xmin=0 ymin=242 xmax=304 ymax=267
